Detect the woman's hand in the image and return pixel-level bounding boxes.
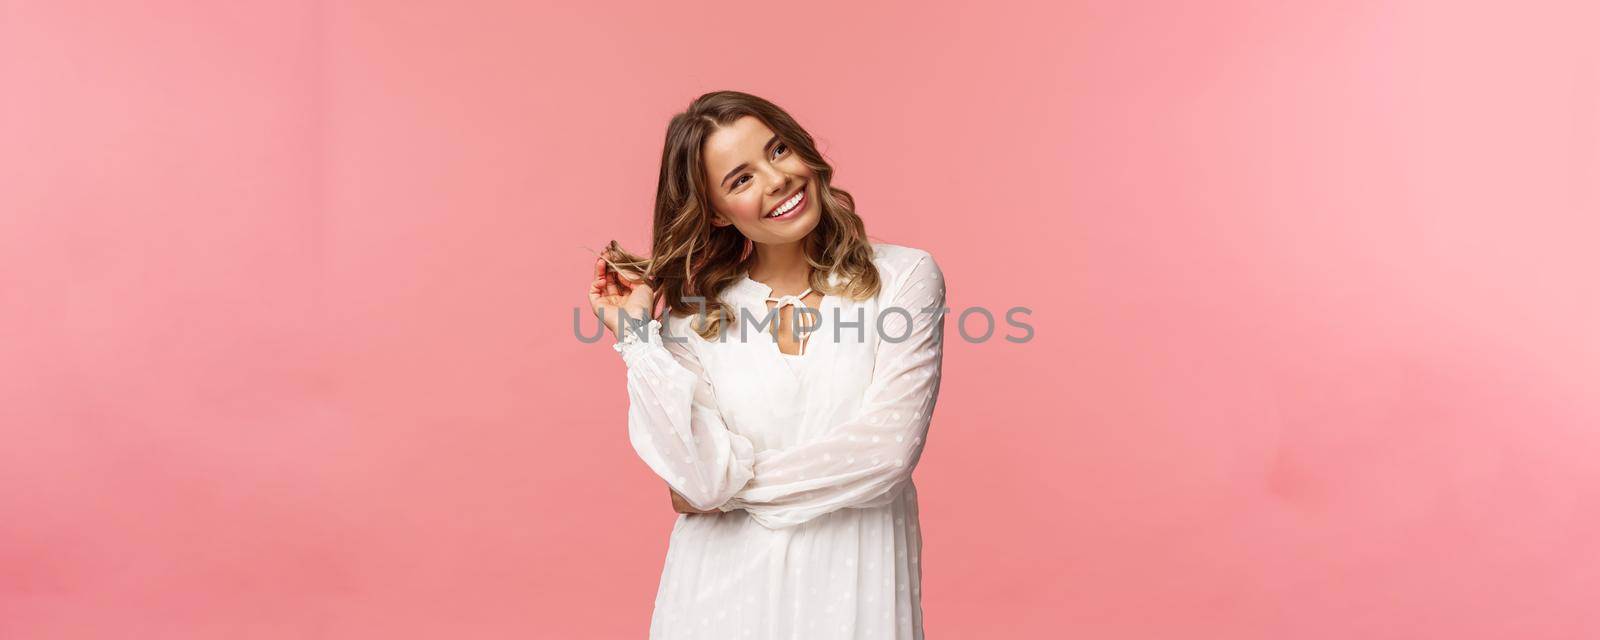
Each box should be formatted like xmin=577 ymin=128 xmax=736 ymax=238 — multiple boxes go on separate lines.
xmin=670 ymin=486 xmax=721 ymax=515
xmin=588 ymin=251 xmax=655 ymax=339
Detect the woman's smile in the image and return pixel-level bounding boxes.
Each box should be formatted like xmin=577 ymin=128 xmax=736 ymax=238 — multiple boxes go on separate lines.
xmin=764 ymin=182 xmax=809 ymax=221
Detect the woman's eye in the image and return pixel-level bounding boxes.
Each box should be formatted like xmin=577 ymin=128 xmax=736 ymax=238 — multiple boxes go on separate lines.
xmin=730 ymin=144 xmax=789 ymax=190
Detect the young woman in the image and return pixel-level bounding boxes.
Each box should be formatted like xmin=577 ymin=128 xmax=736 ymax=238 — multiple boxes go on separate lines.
xmin=586 ymin=90 xmax=946 ymax=639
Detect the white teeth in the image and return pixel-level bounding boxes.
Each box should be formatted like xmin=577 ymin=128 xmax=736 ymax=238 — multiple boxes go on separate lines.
xmin=767 ymin=190 xmax=804 ymax=218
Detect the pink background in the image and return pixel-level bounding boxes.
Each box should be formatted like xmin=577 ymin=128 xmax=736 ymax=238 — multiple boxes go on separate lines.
xmin=3 ymin=0 xmax=1598 ymax=637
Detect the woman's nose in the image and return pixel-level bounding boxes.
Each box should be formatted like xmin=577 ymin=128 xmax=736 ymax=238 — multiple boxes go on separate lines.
xmin=759 ymin=165 xmax=788 ymax=191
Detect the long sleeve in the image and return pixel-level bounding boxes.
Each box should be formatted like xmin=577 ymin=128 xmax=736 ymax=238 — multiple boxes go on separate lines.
xmin=613 ymin=316 xmax=757 ymax=512
xmin=718 ymin=251 xmax=947 ymax=529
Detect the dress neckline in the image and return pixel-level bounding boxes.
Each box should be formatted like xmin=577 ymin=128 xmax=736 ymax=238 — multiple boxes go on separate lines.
xmin=729 ymin=270 xmax=839 ymax=305
xmin=730 ymin=270 xmax=836 ymax=360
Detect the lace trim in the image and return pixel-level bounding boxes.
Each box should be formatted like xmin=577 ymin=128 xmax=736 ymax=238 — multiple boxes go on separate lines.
xmin=611 ymin=318 xmax=662 ymax=353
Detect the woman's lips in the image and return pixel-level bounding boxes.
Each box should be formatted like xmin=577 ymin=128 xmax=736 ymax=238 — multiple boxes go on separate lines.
xmin=765 ymin=187 xmax=807 ymax=221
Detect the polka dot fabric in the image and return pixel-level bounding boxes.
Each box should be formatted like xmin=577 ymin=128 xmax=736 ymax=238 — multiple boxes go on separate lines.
xmin=613 ymin=243 xmax=945 ymax=639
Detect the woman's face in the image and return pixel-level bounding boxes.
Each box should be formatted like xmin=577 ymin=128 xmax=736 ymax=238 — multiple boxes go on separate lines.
xmin=702 ymin=115 xmax=820 ymax=245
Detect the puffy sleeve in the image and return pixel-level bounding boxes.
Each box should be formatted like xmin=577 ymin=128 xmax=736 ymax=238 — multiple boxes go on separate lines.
xmin=717 ymin=251 xmax=946 ymax=529
xmin=612 ymin=315 xmax=757 ymax=512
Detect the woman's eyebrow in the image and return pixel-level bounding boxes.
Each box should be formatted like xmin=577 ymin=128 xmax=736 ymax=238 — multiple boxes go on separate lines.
xmin=720 ymin=134 xmax=782 ymax=187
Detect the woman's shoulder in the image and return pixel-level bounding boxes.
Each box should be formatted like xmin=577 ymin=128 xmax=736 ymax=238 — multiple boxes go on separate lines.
xmin=655 ymin=309 xmax=717 ymax=351
xmin=871 ymin=241 xmax=936 ymax=265
xmin=871 ymin=241 xmax=928 ymax=261
xmin=869 ymin=242 xmax=940 ymax=287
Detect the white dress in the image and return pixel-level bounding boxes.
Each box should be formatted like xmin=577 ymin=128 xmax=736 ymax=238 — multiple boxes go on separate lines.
xmin=611 ymin=242 xmax=946 ymax=639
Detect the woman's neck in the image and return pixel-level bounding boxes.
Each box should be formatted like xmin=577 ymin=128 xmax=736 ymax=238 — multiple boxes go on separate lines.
xmin=746 ymin=240 xmax=812 ymax=293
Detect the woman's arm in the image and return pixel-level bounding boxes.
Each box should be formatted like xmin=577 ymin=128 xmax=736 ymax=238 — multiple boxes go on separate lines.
xmin=671 ymin=486 xmax=720 ymax=514
xmin=614 ymin=314 xmax=757 ymax=513
xmin=717 ymin=250 xmax=947 ymax=530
